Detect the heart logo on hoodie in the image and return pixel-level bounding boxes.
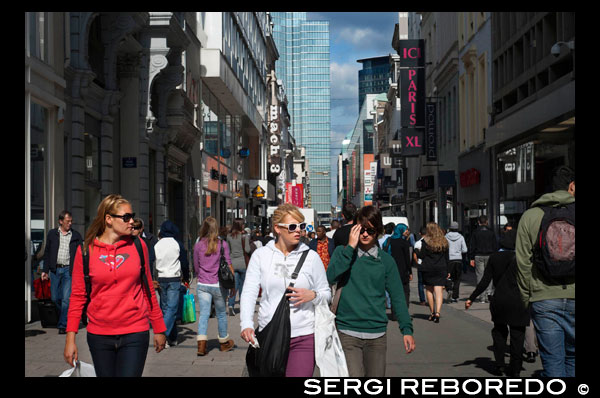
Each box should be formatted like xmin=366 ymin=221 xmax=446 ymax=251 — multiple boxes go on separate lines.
xmin=99 ymin=253 xmax=130 ymax=270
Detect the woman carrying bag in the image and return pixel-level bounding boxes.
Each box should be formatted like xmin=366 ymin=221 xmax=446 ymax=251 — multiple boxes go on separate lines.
xmin=63 ymin=194 xmax=166 ymax=377
xmin=193 ymin=217 xmax=235 ymax=356
xmin=240 ymin=204 xmax=331 ymax=377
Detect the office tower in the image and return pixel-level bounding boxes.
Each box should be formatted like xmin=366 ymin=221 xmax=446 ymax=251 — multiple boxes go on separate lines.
xmin=271 ymin=12 xmax=331 ymax=216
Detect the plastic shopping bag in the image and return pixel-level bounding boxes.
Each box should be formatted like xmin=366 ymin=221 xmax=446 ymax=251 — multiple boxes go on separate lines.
xmin=182 ymin=289 xmax=197 ymax=324
xmin=59 ymin=360 xmax=96 ymax=377
xmin=314 ymin=301 xmax=349 ymax=377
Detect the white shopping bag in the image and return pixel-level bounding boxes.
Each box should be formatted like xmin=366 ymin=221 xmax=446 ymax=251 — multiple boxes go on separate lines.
xmin=314 ymin=302 xmax=349 ymax=377
xmin=59 ymin=360 xmax=96 ymax=377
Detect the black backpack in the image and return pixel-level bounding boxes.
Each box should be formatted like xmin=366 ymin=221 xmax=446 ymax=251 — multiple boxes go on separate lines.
xmin=532 ymin=202 xmax=575 ymax=280
xmin=81 ymin=236 xmax=153 ymax=309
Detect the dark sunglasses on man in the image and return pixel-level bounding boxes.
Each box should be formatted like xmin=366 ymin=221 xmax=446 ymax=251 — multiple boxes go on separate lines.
xmin=110 ymin=213 xmax=135 ymax=222
xmin=277 ymin=222 xmax=307 ymax=232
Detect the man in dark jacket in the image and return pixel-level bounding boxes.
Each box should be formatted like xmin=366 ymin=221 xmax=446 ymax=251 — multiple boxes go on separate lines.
xmin=466 ymin=229 xmax=529 ymax=377
xmin=382 ymin=224 xmax=413 ymax=318
xmin=469 ymin=216 xmax=498 ymax=303
xmin=332 ymin=202 xmax=357 ymax=248
xmin=41 ymin=210 xmax=83 ymax=334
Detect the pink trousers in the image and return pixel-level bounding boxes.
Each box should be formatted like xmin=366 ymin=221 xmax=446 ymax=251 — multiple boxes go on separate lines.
xmin=285 ymin=333 xmax=315 ymax=377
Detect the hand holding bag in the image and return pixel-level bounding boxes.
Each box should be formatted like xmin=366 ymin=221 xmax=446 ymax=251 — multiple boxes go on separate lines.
xmin=218 ymin=241 xmax=235 ymax=289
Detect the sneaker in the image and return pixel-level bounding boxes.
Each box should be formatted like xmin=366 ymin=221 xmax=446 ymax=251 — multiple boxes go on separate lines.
xmin=449 ymin=298 xmax=458 ymax=303
xmin=164 ymin=341 xmax=170 ymax=349
xmin=228 ymin=306 xmax=235 ymax=316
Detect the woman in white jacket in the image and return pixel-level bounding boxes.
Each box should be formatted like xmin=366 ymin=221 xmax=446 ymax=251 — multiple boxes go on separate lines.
xmin=240 ymin=204 xmax=331 ymax=377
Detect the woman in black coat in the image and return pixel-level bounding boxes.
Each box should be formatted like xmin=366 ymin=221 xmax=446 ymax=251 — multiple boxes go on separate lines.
xmin=465 ymin=229 xmax=530 ymax=377
xmin=416 ymin=222 xmax=450 ymax=323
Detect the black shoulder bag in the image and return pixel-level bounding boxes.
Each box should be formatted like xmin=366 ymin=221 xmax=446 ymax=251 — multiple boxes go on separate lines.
xmin=246 ymin=249 xmax=310 ymax=377
xmin=218 ymin=240 xmax=236 ymax=289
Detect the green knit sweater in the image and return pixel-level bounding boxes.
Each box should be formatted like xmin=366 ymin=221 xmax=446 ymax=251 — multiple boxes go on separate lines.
xmin=326 ymin=245 xmax=413 ymax=336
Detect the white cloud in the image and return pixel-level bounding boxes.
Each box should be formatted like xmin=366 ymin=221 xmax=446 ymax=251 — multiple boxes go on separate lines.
xmin=330 ymin=61 xmax=359 ymax=100
xmin=338 ymin=27 xmax=387 ymax=49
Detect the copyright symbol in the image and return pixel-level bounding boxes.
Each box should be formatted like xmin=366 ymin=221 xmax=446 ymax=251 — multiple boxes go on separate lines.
xmin=578 ymin=384 xmax=589 ymax=395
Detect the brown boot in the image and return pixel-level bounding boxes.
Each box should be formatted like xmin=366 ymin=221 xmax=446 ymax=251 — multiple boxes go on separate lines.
xmin=197 ymin=340 xmax=207 ymax=356
xmin=219 ymin=339 xmax=235 ymax=352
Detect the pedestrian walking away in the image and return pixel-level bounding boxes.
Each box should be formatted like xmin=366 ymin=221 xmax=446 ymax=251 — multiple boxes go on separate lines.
xmin=516 ymin=165 xmax=575 ymax=377
xmin=382 ymin=223 xmax=413 ymax=318
xmin=41 ymin=210 xmax=83 ymax=334
xmin=416 ymin=222 xmax=450 ymax=323
xmin=413 ymin=227 xmax=428 ymax=306
xmin=155 ymin=220 xmax=190 ymax=347
xmin=327 ymin=205 xmax=415 ymax=377
xmin=445 ymin=221 xmax=468 ymax=303
xmin=63 ymin=194 xmax=166 ymax=377
xmin=466 ymin=229 xmax=529 ymax=377
xmin=332 ymin=202 xmax=358 ymax=248
xmin=227 ymin=218 xmax=251 ymax=315
xmin=469 ymin=216 xmax=498 ymax=303
xmin=193 ymin=216 xmax=236 ymax=356
xmin=240 ymin=204 xmax=332 ymax=377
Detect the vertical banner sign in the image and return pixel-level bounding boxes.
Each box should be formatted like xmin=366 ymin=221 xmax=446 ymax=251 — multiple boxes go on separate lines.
xmin=268 ymin=104 xmax=281 ymax=176
xmin=398 ymin=39 xmax=425 ymax=68
xmin=400 ymin=128 xmax=425 ymax=157
xmin=425 ymin=102 xmax=437 ymax=161
xmin=400 ymin=68 xmax=425 ymax=128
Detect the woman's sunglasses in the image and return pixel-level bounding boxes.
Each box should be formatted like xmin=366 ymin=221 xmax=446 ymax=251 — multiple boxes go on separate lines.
xmin=360 ymin=227 xmax=377 ymax=236
xmin=277 ymin=222 xmax=307 ymax=232
xmin=110 ymin=213 xmax=135 ymax=222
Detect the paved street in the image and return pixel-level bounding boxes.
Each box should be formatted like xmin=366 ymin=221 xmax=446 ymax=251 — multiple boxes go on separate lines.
xmin=25 ymin=268 xmax=542 ymax=377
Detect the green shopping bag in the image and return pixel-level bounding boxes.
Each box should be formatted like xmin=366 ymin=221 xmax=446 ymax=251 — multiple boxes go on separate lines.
xmin=182 ymin=289 xmax=197 ymax=324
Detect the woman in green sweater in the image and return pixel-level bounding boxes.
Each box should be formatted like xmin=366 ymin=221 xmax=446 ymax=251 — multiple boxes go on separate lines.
xmin=327 ymin=205 xmax=415 ymax=377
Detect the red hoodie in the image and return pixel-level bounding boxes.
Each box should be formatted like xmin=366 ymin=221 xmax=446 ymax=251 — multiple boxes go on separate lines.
xmin=67 ymin=236 xmax=166 ymax=335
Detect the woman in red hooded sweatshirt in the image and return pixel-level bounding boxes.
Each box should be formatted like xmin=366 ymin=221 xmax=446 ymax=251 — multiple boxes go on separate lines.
xmin=63 ymin=194 xmax=167 ymax=377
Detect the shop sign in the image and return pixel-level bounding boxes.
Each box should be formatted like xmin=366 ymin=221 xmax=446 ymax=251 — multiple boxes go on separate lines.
xmin=460 ymin=168 xmax=481 ymax=188
xmin=400 ymin=128 xmax=424 ymax=157
xmin=252 ymin=185 xmax=265 ymax=198
xmin=122 ymin=157 xmax=137 ymax=168
xmin=417 ymin=175 xmax=434 ymax=192
xmin=400 ymin=68 xmax=425 ymax=127
xmin=380 ymin=153 xmax=403 ymax=169
xmin=268 ymin=104 xmax=282 ymax=176
xmin=397 ymin=39 xmax=425 ymax=68
xmin=425 ymin=102 xmax=437 ymax=161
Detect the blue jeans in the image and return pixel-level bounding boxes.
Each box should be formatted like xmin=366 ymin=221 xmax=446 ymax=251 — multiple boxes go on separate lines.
xmin=228 ymin=269 xmax=246 ymax=308
xmin=50 ymin=267 xmax=71 ymax=329
xmin=417 ymin=270 xmax=426 ymax=303
xmin=87 ymin=331 xmax=149 ymax=377
xmin=159 ymin=280 xmax=180 ymax=342
xmin=530 ymin=299 xmax=575 ymax=377
xmin=196 ymin=284 xmax=229 ymax=339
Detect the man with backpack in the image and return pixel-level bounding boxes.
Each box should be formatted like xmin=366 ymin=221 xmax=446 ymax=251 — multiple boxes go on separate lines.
xmin=516 ymin=165 xmax=575 ymax=377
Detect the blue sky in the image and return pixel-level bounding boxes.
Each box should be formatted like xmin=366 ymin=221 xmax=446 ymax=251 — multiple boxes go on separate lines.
xmin=306 ymin=12 xmax=399 ymax=206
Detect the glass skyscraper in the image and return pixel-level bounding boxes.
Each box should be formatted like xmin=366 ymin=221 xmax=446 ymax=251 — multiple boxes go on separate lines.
xmin=271 ymin=12 xmax=331 ymax=215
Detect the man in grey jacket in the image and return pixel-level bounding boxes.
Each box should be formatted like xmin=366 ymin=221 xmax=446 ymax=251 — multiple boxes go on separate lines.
xmin=445 ymin=222 xmax=468 ymax=303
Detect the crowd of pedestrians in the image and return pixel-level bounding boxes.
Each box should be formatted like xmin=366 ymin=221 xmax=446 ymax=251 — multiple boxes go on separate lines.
xmin=30 ymin=166 xmax=573 ymax=378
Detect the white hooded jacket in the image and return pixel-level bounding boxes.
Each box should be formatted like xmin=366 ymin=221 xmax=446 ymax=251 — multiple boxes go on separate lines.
xmin=240 ymin=239 xmax=332 ymax=338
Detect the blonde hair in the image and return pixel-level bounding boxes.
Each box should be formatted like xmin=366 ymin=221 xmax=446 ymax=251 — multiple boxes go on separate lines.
xmin=272 ymin=204 xmax=305 ymax=226
xmin=84 ymin=194 xmax=131 ymax=255
xmin=198 ymin=216 xmax=220 ymax=256
xmin=423 ymin=222 xmax=449 ymax=252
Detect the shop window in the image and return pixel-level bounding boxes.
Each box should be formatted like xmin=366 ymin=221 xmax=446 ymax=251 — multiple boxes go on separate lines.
xmin=30 ymin=102 xmax=48 ymax=252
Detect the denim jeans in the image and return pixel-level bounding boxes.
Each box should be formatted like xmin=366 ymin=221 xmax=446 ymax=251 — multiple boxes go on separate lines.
xmin=50 ymin=267 xmax=71 ymax=329
xmin=159 ymin=280 xmax=180 ymax=342
xmin=196 ymin=284 xmax=229 ymax=339
xmin=417 ymin=270 xmax=426 ymax=303
xmin=530 ymin=299 xmax=575 ymax=377
xmin=87 ymin=331 xmax=149 ymax=377
xmin=228 ymin=269 xmax=246 ymax=308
